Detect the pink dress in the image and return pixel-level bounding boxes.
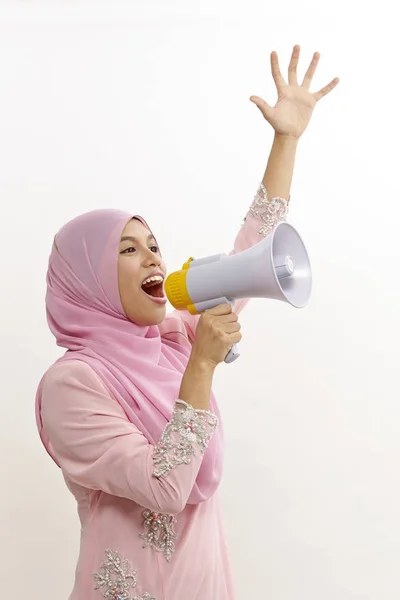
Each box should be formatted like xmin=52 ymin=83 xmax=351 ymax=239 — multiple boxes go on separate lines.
xmin=40 ymin=186 xmax=289 ymax=600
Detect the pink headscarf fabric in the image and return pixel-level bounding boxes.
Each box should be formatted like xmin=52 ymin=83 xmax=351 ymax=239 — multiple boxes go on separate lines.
xmin=35 ymin=209 xmax=223 ymax=504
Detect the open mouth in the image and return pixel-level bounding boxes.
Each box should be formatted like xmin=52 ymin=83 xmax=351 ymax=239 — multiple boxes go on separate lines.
xmin=141 ymin=276 xmax=165 ymax=299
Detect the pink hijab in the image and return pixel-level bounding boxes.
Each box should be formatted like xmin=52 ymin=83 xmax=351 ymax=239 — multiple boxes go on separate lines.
xmin=35 ymin=209 xmax=223 ymax=504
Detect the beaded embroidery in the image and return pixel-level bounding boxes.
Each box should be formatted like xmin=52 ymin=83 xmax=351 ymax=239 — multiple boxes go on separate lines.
xmin=244 ymin=183 xmax=290 ymax=237
xmin=140 ymin=509 xmax=177 ymax=562
xmin=93 ymin=549 xmax=156 ymax=600
xmin=152 ymin=400 xmax=218 ymax=478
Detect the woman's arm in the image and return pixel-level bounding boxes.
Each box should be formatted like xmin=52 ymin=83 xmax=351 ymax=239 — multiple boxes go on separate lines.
xmin=41 ymin=361 xmax=218 ymax=515
xmin=162 ymin=46 xmax=338 ymax=343
xmin=246 ymin=45 xmax=338 ymax=234
xmin=261 ymin=134 xmax=298 ymax=200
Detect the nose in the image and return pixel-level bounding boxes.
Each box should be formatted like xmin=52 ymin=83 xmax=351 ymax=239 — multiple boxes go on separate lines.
xmin=143 ymin=249 xmax=161 ymax=267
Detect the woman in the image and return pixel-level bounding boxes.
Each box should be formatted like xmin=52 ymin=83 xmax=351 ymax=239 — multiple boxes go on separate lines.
xmin=35 ymin=46 xmax=338 ymax=600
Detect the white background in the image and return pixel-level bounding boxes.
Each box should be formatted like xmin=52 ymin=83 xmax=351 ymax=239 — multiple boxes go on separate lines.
xmin=1 ymin=1 xmax=399 ymax=599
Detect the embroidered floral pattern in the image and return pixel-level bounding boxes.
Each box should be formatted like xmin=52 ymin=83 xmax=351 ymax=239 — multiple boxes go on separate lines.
xmin=244 ymin=183 xmax=290 ymax=237
xmin=93 ymin=549 xmax=156 ymax=600
xmin=152 ymin=400 xmax=218 ymax=478
xmin=140 ymin=509 xmax=177 ymax=562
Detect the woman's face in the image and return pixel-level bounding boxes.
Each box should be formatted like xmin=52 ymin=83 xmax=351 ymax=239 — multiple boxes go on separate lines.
xmin=118 ymin=218 xmax=167 ymax=326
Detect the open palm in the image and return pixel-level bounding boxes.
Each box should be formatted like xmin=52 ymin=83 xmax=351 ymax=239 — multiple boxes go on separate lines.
xmin=250 ymin=45 xmax=339 ymax=139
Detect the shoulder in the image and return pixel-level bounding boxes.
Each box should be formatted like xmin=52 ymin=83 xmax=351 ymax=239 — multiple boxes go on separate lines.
xmin=41 ymin=359 xmax=130 ymax=434
xmin=42 ymin=359 xmax=110 ymax=406
xmin=41 ymin=360 xmax=111 ymax=410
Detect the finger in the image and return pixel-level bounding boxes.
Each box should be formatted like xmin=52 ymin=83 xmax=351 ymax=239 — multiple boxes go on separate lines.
xmin=249 ymin=95 xmax=274 ymax=123
xmin=301 ymin=51 xmax=320 ymax=89
xmin=288 ymin=44 xmax=300 ymax=85
xmin=222 ymin=321 xmax=241 ymax=334
xmin=229 ymin=331 xmax=242 ymax=344
xmin=206 ymin=304 xmax=232 ymax=316
xmin=216 ymin=312 xmax=239 ymax=324
xmin=313 ymin=77 xmax=340 ymax=102
xmin=270 ymin=51 xmax=286 ymax=90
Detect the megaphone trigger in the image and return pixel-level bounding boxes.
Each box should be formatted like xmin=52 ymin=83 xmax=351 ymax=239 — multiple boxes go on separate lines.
xmin=220 ymin=298 xmax=240 ymax=364
xmin=224 ymin=343 xmax=240 ymax=364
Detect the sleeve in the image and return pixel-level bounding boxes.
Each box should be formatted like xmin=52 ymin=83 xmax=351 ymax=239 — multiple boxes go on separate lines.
xmin=40 ymin=361 xmax=218 ymax=515
xmin=172 ymin=183 xmax=290 ymax=342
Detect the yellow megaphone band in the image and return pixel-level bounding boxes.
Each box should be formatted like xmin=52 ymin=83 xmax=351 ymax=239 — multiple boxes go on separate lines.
xmin=164 ymin=258 xmax=199 ymax=315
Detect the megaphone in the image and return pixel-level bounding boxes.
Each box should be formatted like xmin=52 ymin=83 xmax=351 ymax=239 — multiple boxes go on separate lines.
xmin=165 ymin=221 xmax=312 ymax=363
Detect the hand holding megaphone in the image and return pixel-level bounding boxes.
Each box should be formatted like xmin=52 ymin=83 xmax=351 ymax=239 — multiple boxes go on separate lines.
xmin=165 ymin=221 xmax=312 ymax=363
xmin=189 ymin=303 xmax=242 ymax=369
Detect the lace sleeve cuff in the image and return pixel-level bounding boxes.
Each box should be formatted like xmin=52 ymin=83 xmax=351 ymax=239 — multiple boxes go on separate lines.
xmin=152 ymin=400 xmax=218 ymax=478
xmin=243 ymin=182 xmax=290 ymax=237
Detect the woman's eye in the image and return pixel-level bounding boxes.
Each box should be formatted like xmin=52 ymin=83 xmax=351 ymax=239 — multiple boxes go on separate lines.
xmin=120 ymin=245 xmax=159 ymax=255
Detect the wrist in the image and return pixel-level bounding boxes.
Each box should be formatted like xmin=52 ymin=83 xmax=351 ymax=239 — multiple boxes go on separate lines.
xmin=187 ymin=352 xmax=217 ymax=376
xmin=273 ymin=132 xmax=300 ymax=147
xmin=180 ymin=353 xmax=215 ymax=412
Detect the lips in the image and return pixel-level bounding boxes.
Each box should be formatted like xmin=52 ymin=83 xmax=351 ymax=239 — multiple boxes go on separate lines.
xmin=141 ymin=271 xmax=167 ymax=304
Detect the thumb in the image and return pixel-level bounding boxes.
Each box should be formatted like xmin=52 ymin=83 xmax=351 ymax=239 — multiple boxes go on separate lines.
xmin=249 ymin=95 xmax=274 ymax=122
xmin=205 ymin=303 xmax=232 ymax=316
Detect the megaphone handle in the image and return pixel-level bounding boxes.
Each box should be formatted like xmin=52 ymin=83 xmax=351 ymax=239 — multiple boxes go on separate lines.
xmin=222 ymin=297 xmax=240 ymax=364
xmin=225 ymin=343 xmax=240 ymax=364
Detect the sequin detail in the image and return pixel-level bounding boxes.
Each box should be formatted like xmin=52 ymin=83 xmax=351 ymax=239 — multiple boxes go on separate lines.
xmin=93 ymin=549 xmax=156 ymax=600
xmin=152 ymin=400 xmax=218 ymax=478
xmin=244 ymin=183 xmax=290 ymax=237
xmin=140 ymin=509 xmax=177 ymax=562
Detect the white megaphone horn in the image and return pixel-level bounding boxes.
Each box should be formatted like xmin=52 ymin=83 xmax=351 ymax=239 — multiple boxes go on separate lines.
xmin=165 ymin=221 xmax=312 ymax=363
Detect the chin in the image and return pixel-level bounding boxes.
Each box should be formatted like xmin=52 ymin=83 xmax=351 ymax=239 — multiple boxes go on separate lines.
xmin=149 ymin=308 xmax=167 ymax=326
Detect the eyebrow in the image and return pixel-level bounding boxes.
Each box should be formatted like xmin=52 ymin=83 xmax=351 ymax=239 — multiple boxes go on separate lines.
xmin=120 ymin=234 xmax=157 ymax=244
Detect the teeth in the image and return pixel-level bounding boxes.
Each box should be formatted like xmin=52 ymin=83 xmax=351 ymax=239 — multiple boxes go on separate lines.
xmin=142 ymin=275 xmax=164 ymax=286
